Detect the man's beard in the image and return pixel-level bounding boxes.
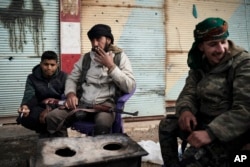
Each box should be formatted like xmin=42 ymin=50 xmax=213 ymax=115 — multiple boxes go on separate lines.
xmin=91 ymin=40 xmax=111 ymax=52
xmin=104 ymin=42 xmax=110 ymax=52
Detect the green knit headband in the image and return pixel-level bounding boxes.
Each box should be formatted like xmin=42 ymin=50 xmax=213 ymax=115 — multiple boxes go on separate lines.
xmin=194 ymin=17 xmax=229 ymax=42
xmin=188 ymin=17 xmax=229 ymax=69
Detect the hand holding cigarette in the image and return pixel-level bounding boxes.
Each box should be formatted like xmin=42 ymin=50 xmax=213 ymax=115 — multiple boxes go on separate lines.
xmin=17 ymin=105 xmax=30 ymax=117
xmin=93 ymin=46 xmax=115 ymax=70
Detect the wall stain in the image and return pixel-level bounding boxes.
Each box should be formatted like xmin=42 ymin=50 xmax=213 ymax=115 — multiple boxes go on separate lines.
xmin=0 ymin=0 xmax=44 ymax=56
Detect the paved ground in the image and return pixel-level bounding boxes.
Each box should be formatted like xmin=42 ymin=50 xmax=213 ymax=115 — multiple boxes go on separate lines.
xmin=0 ymin=120 xmax=161 ymax=167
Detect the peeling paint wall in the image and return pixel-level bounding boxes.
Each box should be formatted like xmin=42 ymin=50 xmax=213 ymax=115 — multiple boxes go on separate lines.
xmin=79 ymin=0 xmax=250 ymax=115
xmin=1 ymin=0 xmax=250 ymax=118
xmin=165 ymin=0 xmax=250 ymax=104
xmin=0 ymin=0 xmax=59 ymax=117
xmin=80 ymin=0 xmax=167 ymax=116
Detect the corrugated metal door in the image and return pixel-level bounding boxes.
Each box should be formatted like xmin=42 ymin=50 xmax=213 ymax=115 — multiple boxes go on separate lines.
xmin=80 ymin=0 xmax=166 ymax=117
xmin=0 ymin=0 xmax=59 ymax=117
xmin=165 ymin=0 xmax=250 ymax=102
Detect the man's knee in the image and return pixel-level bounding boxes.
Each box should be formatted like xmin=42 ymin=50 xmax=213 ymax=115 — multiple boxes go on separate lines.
xmin=46 ymin=108 xmax=68 ymax=121
xmin=159 ymin=118 xmax=167 ymax=132
xmin=95 ymin=112 xmax=114 ymax=127
xmin=159 ymin=117 xmax=179 ymax=133
xmin=19 ymin=116 xmax=46 ymax=132
xmin=93 ymin=112 xmax=114 ymax=135
xmin=46 ymin=109 xmax=68 ymax=131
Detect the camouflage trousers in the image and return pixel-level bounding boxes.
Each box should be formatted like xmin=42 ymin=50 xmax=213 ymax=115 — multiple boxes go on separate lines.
xmin=158 ymin=117 xmax=230 ymax=167
xmin=158 ymin=117 xmax=181 ymax=167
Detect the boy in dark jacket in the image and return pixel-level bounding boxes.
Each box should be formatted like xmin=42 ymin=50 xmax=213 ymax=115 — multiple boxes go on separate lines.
xmin=17 ymin=51 xmax=67 ymax=134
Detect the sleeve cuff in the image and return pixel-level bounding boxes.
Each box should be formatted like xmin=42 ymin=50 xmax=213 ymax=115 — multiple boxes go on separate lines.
xmin=108 ymin=64 xmax=116 ymax=73
xmin=206 ymin=128 xmax=216 ymax=141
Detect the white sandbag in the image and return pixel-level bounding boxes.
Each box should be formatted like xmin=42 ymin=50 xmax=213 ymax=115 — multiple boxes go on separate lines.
xmin=138 ymin=140 xmax=163 ymax=165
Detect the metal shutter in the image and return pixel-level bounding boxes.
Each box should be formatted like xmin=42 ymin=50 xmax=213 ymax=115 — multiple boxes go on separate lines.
xmin=0 ymin=0 xmax=59 ymax=117
xmin=165 ymin=0 xmax=250 ymax=102
xmin=80 ymin=0 xmax=166 ymax=117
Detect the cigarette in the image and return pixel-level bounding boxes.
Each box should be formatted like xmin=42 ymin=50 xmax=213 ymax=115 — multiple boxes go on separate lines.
xmin=20 ymin=113 xmax=23 ymax=118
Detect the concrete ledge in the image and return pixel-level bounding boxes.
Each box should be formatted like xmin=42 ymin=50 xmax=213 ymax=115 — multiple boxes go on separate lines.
xmin=0 ymin=124 xmax=38 ymax=141
xmin=0 ymin=120 xmax=161 ymax=167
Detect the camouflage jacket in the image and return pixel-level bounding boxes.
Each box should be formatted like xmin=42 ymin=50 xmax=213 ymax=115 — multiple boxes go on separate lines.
xmin=176 ymin=40 xmax=250 ymax=142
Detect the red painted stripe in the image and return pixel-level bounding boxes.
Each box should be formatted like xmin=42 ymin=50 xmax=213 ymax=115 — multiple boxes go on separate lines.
xmin=61 ymin=54 xmax=81 ymax=74
xmin=60 ymin=13 xmax=80 ymax=22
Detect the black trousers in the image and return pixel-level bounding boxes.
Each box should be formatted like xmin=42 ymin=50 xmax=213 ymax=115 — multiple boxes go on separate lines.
xmin=17 ymin=105 xmax=47 ymax=133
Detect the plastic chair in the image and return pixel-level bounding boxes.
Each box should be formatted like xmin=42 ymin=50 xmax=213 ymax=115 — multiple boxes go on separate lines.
xmin=71 ymin=89 xmax=136 ymax=136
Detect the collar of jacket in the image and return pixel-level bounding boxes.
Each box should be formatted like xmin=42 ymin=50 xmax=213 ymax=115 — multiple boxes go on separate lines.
xmin=108 ymin=44 xmax=123 ymax=54
xmin=32 ymin=64 xmax=59 ymax=80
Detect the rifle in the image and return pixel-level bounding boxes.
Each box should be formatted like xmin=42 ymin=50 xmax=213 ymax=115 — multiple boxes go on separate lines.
xmin=165 ymin=114 xmax=228 ymax=166
xmin=58 ymin=104 xmax=138 ymax=116
xmin=55 ymin=104 xmax=139 ymax=131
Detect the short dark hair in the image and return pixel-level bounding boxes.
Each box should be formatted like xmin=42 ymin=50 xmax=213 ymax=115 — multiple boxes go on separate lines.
xmin=41 ymin=51 xmax=58 ymax=62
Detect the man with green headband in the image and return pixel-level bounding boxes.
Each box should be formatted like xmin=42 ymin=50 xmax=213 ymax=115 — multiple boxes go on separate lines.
xmin=159 ymin=17 xmax=250 ymax=166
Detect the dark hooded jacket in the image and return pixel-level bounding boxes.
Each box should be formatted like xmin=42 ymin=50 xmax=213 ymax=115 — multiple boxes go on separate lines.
xmin=21 ymin=64 xmax=67 ymax=109
xmin=176 ymin=40 xmax=250 ymax=142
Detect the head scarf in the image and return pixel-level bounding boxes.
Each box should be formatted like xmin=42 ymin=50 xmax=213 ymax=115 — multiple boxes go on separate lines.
xmin=187 ymin=17 xmax=229 ymax=69
xmin=87 ymin=24 xmax=114 ymax=44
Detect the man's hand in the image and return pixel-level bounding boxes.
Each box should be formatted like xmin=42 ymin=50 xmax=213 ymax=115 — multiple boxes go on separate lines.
xmin=18 ymin=105 xmax=30 ymax=117
xmin=65 ymin=92 xmax=78 ymax=109
xmin=94 ymin=47 xmax=115 ymax=71
xmin=178 ymin=111 xmax=197 ymax=132
xmin=187 ymin=130 xmax=212 ymax=148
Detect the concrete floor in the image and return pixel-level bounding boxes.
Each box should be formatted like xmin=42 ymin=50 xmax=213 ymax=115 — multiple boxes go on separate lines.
xmin=124 ymin=120 xmax=160 ymax=142
xmin=0 ymin=120 xmax=161 ymax=167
